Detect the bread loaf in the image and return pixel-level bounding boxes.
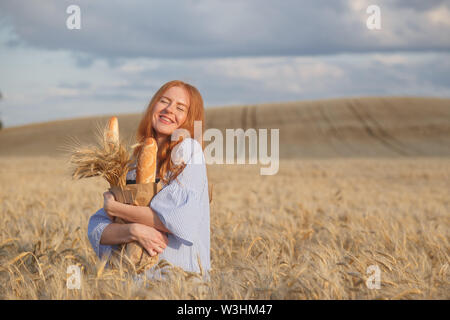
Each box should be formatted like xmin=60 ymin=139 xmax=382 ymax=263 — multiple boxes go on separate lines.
xmin=136 ymin=137 xmax=158 ymax=184
xmin=110 ymin=136 xmax=160 ymax=272
xmin=106 ymin=116 xmax=119 ymax=145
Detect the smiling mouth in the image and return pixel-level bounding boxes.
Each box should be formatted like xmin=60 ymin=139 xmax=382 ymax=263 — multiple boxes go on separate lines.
xmin=159 ymin=115 xmax=174 ymax=124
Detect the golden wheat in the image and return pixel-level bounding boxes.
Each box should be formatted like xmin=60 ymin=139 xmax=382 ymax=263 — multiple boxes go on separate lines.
xmin=68 ymin=122 xmax=137 ymax=188
xmin=0 ymin=157 xmax=449 ymax=299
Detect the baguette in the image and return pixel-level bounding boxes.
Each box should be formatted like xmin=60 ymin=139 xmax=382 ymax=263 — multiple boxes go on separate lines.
xmin=110 ymin=136 xmax=160 ymax=272
xmin=106 ymin=116 xmax=119 ymax=145
xmin=136 ymin=137 xmax=158 ymax=184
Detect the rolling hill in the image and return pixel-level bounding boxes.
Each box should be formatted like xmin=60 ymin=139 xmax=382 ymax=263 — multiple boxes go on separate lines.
xmin=0 ymin=96 xmax=449 ymax=158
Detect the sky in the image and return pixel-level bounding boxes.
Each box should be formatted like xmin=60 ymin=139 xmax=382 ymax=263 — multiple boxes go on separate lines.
xmin=0 ymin=0 xmax=449 ymax=128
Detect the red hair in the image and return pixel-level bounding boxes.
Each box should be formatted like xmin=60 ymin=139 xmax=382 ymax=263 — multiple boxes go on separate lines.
xmin=132 ymin=80 xmax=205 ymax=186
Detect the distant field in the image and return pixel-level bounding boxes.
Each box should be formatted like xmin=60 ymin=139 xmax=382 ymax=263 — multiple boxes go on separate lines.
xmin=0 ymin=97 xmax=449 ymax=299
xmin=1 ymin=96 xmax=449 ymax=158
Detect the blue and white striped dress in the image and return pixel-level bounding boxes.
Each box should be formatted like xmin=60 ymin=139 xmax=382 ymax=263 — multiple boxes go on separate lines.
xmin=87 ymin=138 xmax=211 ymax=280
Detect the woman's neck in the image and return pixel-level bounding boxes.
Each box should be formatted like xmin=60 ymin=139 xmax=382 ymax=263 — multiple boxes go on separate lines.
xmin=155 ymin=133 xmax=168 ymax=150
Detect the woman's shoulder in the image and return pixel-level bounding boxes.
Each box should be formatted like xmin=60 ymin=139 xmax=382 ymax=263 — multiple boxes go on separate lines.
xmin=169 ymin=138 xmax=207 ymax=191
xmin=172 ymin=137 xmax=204 ymax=166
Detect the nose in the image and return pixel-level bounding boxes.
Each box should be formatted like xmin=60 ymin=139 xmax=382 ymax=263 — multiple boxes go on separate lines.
xmin=164 ymin=101 xmax=177 ymax=114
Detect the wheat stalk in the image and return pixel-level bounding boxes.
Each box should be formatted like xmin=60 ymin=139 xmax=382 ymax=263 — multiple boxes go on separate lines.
xmin=69 ymin=121 xmax=138 ymax=188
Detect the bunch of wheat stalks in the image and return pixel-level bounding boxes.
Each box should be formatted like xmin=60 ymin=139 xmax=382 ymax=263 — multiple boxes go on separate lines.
xmin=69 ymin=121 xmax=137 ymax=188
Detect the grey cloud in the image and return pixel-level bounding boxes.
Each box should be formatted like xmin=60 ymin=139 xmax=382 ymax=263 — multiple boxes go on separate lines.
xmin=58 ymin=80 xmax=91 ymax=89
xmin=2 ymin=52 xmax=449 ymax=128
xmin=395 ymin=0 xmax=448 ymax=11
xmin=87 ymin=52 xmax=450 ymax=106
xmin=71 ymin=52 xmax=96 ymax=68
xmin=0 ymin=0 xmax=449 ymax=64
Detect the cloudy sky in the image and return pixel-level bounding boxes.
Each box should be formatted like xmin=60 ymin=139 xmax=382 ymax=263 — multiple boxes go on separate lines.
xmin=0 ymin=0 xmax=449 ymax=127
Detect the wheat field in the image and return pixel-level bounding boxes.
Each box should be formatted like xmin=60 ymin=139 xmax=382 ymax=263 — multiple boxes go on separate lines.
xmin=0 ymin=156 xmax=448 ymax=299
xmin=0 ymin=97 xmax=449 ymax=299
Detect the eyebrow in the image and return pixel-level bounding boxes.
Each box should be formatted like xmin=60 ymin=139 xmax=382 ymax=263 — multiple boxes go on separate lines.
xmin=161 ymin=95 xmax=188 ymax=108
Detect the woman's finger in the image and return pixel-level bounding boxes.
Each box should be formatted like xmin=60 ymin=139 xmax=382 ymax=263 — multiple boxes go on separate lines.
xmin=158 ymin=246 xmax=165 ymax=253
xmin=155 ymin=238 xmax=167 ymax=249
xmin=103 ymin=191 xmax=114 ymax=200
xmin=146 ymin=242 xmax=164 ymax=254
xmin=144 ymin=246 xmax=154 ymax=256
xmin=155 ymin=231 xmax=168 ymax=245
xmin=154 ymin=246 xmax=164 ymax=254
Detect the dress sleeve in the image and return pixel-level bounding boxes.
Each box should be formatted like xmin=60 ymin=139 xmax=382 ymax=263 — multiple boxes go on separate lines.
xmin=87 ymin=208 xmax=116 ymax=259
xmin=126 ymin=168 xmax=136 ymax=181
xmin=150 ymin=138 xmax=207 ymax=246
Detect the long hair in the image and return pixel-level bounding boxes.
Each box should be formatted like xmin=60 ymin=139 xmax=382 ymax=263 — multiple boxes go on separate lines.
xmin=132 ymin=80 xmax=206 ymax=186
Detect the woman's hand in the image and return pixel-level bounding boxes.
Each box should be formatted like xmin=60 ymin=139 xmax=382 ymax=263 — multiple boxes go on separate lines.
xmin=103 ymin=191 xmax=116 ymax=220
xmin=130 ymin=223 xmax=169 ymax=256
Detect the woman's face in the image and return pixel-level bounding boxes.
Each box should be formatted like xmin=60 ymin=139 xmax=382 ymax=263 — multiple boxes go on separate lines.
xmin=152 ymin=86 xmax=190 ymax=138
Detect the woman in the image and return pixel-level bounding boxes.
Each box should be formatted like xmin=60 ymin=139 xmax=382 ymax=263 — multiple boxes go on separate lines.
xmin=87 ymin=80 xmax=210 ymax=280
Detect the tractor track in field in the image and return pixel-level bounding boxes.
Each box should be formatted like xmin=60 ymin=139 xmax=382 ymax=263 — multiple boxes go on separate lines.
xmin=347 ymin=100 xmax=411 ymax=156
xmin=352 ymin=99 xmax=424 ymax=156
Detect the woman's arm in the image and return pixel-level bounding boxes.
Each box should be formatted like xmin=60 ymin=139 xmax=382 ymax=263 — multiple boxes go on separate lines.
xmin=87 ymin=208 xmax=116 ymax=259
xmin=101 ymin=222 xmax=168 ymax=256
xmin=99 ymin=222 xmax=134 ymax=245
xmin=103 ymin=192 xmax=170 ymax=234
